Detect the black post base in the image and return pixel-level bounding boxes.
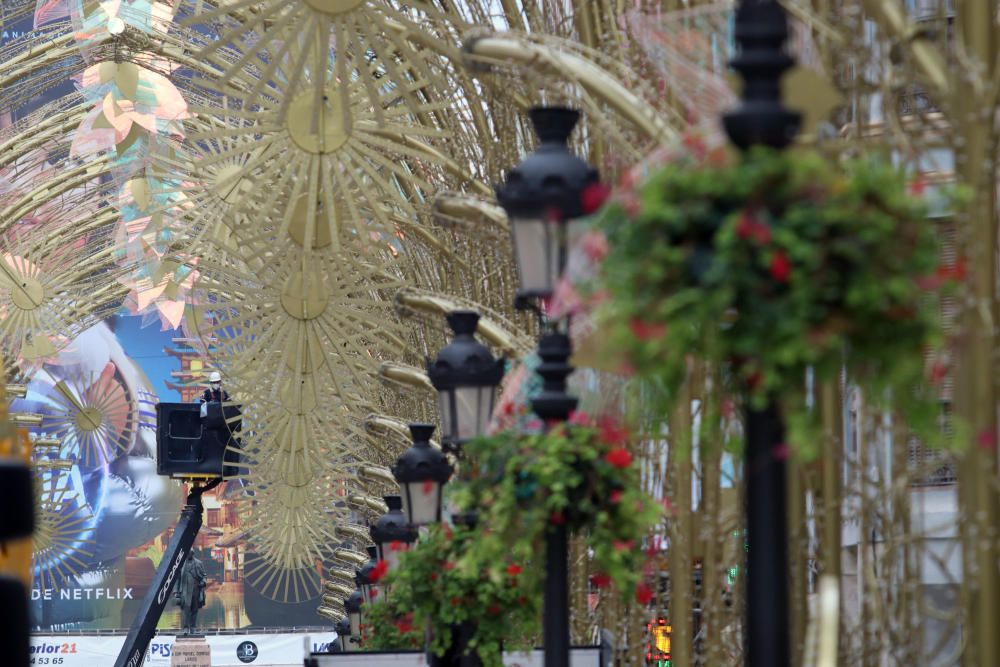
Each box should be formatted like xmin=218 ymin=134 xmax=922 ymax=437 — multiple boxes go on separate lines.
xmin=427 ymin=622 xmax=483 ymax=667
xmin=543 ymin=523 xmax=570 ymax=667
xmin=744 ymin=401 xmax=790 ymax=667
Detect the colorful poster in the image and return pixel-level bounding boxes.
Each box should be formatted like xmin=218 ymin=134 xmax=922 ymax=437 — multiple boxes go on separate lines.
xmin=18 ymin=316 xmax=331 ymax=632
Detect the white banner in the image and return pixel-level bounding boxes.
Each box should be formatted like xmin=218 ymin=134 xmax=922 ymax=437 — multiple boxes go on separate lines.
xmin=308 ymin=647 xmax=603 ymax=667
xmin=30 ymin=633 xmax=339 ymax=666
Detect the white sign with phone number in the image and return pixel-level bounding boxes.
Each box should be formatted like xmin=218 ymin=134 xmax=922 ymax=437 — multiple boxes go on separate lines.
xmin=30 ymin=633 xmax=339 ymax=666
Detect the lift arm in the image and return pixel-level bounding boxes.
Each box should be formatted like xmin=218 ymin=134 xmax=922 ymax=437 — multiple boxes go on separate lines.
xmin=114 ymin=479 xmax=221 ymax=667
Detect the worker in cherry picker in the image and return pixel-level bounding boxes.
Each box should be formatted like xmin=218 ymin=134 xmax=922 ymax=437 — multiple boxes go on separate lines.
xmin=201 ymin=371 xmax=229 ymax=405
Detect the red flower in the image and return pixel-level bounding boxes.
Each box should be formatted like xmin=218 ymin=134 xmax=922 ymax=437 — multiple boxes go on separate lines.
xmin=606 ymin=448 xmax=633 ymax=469
xmin=635 ymin=582 xmax=654 ymax=605
xmin=936 ymin=258 xmax=968 ymax=283
xmin=395 ymin=615 xmax=414 ymax=634
xmin=909 ymin=177 xmax=926 ymax=196
xmin=977 ymin=429 xmax=997 ymax=451
xmin=430 ymin=573 xmax=438 ymax=582
xmin=517 ymin=595 xmax=528 ymax=606
xmin=736 ymin=211 xmax=771 ymax=244
xmin=590 ymin=573 xmax=612 ymax=588
xmin=450 ymin=596 xmax=462 ymax=607
xmin=506 ymin=564 xmax=523 ymax=576
xmin=487 ymin=603 xmax=502 ymax=616
xmin=581 ymin=183 xmax=612 ymax=215
xmin=609 ymin=489 xmax=623 ymax=505
xmin=549 ymin=511 xmax=567 ymax=525
xmin=613 ymin=540 xmax=635 ymax=552
xmin=599 ymin=416 xmax=629 ymax=446
xmin=928 ymin=361 xmax=948 ymax=384
xmin=629 ymin=318 xmax=667 ymax=341
xmin=568 ymin=410 xmax=591 ymax=426
xmin=769 ymin=251 xmax=792 ymax=282
xmin=370 ymin=560 xmax=390 ymax=583
xmin=443 ymin=561 xmax=455 ymax=571
xmin=736 ymin=211 xmax=755 ymax=240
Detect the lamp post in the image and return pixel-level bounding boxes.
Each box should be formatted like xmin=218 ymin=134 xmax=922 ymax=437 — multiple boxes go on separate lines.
xmin=344 ymin=589 xmax=364 ymax=641
xmin=392 ymin=424 xmax=453 ymax=526
xmin=356 ymin=546 xmax=379 ymax=603
xmin=497 ymin=106 xmax=599 ymax=667
xmin=334 ymin=617 xmax=352 ymax=652
xmin=496 ymin=106 xmax=599 ymax=310
xmin=427 ymin=310 xmax=505 ymax=454
xmin=722 ymin=2 xmax=800 ymax=666
xmin=371 ymin=495 xmax=418 ymax=572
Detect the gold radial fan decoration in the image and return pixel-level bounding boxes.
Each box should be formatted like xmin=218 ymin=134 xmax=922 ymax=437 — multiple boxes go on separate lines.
xmin=194 ymin=241 xmax=407 ymax=402
xmin=230 ymin=391 xmax=372 ymax=486
xmin=32 ymin=466 xmax=96 ymax=591
xmin=179 ymin=0 xmax=458 ymax=127
xmin=169 ymin=76 xmax=451 ymax=254
xmin=239 ymin=483 xmax=351 ymax=602
xmin=0 ymin=231 xmax=126 ymax=363
xmin=43 ymin=367 xmax=134 ymax=466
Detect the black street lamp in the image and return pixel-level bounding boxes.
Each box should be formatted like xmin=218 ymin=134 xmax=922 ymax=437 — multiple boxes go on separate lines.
xmin=334 ymin=617 xmax=352 ymax=652
xmin=370 ymin=495 xmax=418 ymax=571
xmin=392 ymin=424 xmax=453 ymax=526
xmin=497 ymin=105 xmax=599 ymax=667
xmin=496 ymin=106 xmax=599 ymax=307
xmin=427 ymin=310 xmax=505 ymax=453
xmin=356 ymin=546 xmax=379 ymax=602
xmin=723 ymin=2 xmax=800 ymax=667
xmin=344 ymin=589 xmax=364 ymax=639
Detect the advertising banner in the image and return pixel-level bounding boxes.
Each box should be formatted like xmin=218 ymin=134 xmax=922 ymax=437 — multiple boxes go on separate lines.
xmin=308 ymin=648 xmax=603 ymax=667
xmin=19 ymin=316 xmax=332 ymax=631
xmin=30 ymin=633 xmax=339 ymax=666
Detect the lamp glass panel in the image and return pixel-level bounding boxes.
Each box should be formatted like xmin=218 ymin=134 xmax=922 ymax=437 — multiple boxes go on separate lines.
xmin=348 ymin=610 xmax=361 ymax=636
xmin=438 ymin=389 xmax=456 ymax=443
xmin=453 ymin=385 xmax=496 ymax=441
xmin=383 ymin=541 xmax=410 ymax=571
xmin=510 ymin=217 xmax=563 ymax=295
xmin=404 ymin=479 xmax=441 ymax=525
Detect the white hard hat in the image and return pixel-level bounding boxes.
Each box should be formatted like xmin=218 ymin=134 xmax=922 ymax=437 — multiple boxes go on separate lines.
xmin=209 ymin=371 xmax=222 ymax=383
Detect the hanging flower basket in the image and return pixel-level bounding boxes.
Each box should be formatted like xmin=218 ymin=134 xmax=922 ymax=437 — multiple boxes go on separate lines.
xmin=592 ymin=143 xmax=963 ymax=453
xmin=454 ymin=416 xmax=662 ymax=601
xmin=367 ymin=520 xmax=540 ymax=666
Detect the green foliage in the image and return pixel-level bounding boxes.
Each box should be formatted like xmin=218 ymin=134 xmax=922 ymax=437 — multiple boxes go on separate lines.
xmin=596 ymin=146 xmax=960 ymax=456
xmin=371 ymin=520 xmax=540 ymax=666
xmin=372 ymin=421 xmax=661 ymax=666
xmin=362 ymin=593 xmax=424 ymax=651
xmin=454 ymin=419 xmax=662 ymax=600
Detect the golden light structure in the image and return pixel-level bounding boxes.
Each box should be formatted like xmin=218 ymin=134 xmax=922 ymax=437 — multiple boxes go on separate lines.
xmin=0 ymin=209 xmax=127 ymax=364
xmin=31 ymin=463 xmax=95 ymax=591
xmin=42 ymin=368 xmax=134 ymax=467
xmin=178 ymin=0 xmax=458 ymax=127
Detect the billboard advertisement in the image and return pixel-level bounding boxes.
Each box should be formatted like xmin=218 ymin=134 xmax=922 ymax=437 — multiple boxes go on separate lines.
xmin=17 ymin=316 xmax=332 ymax=631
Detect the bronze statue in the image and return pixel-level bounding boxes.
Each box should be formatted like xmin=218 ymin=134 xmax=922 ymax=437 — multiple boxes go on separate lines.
xmin=175 ymin=556 xmax=207 ymax=634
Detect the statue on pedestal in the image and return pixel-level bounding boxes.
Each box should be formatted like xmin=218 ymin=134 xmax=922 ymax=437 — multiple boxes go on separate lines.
xmin=175 ymin=556 xmax=207 ymax=634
